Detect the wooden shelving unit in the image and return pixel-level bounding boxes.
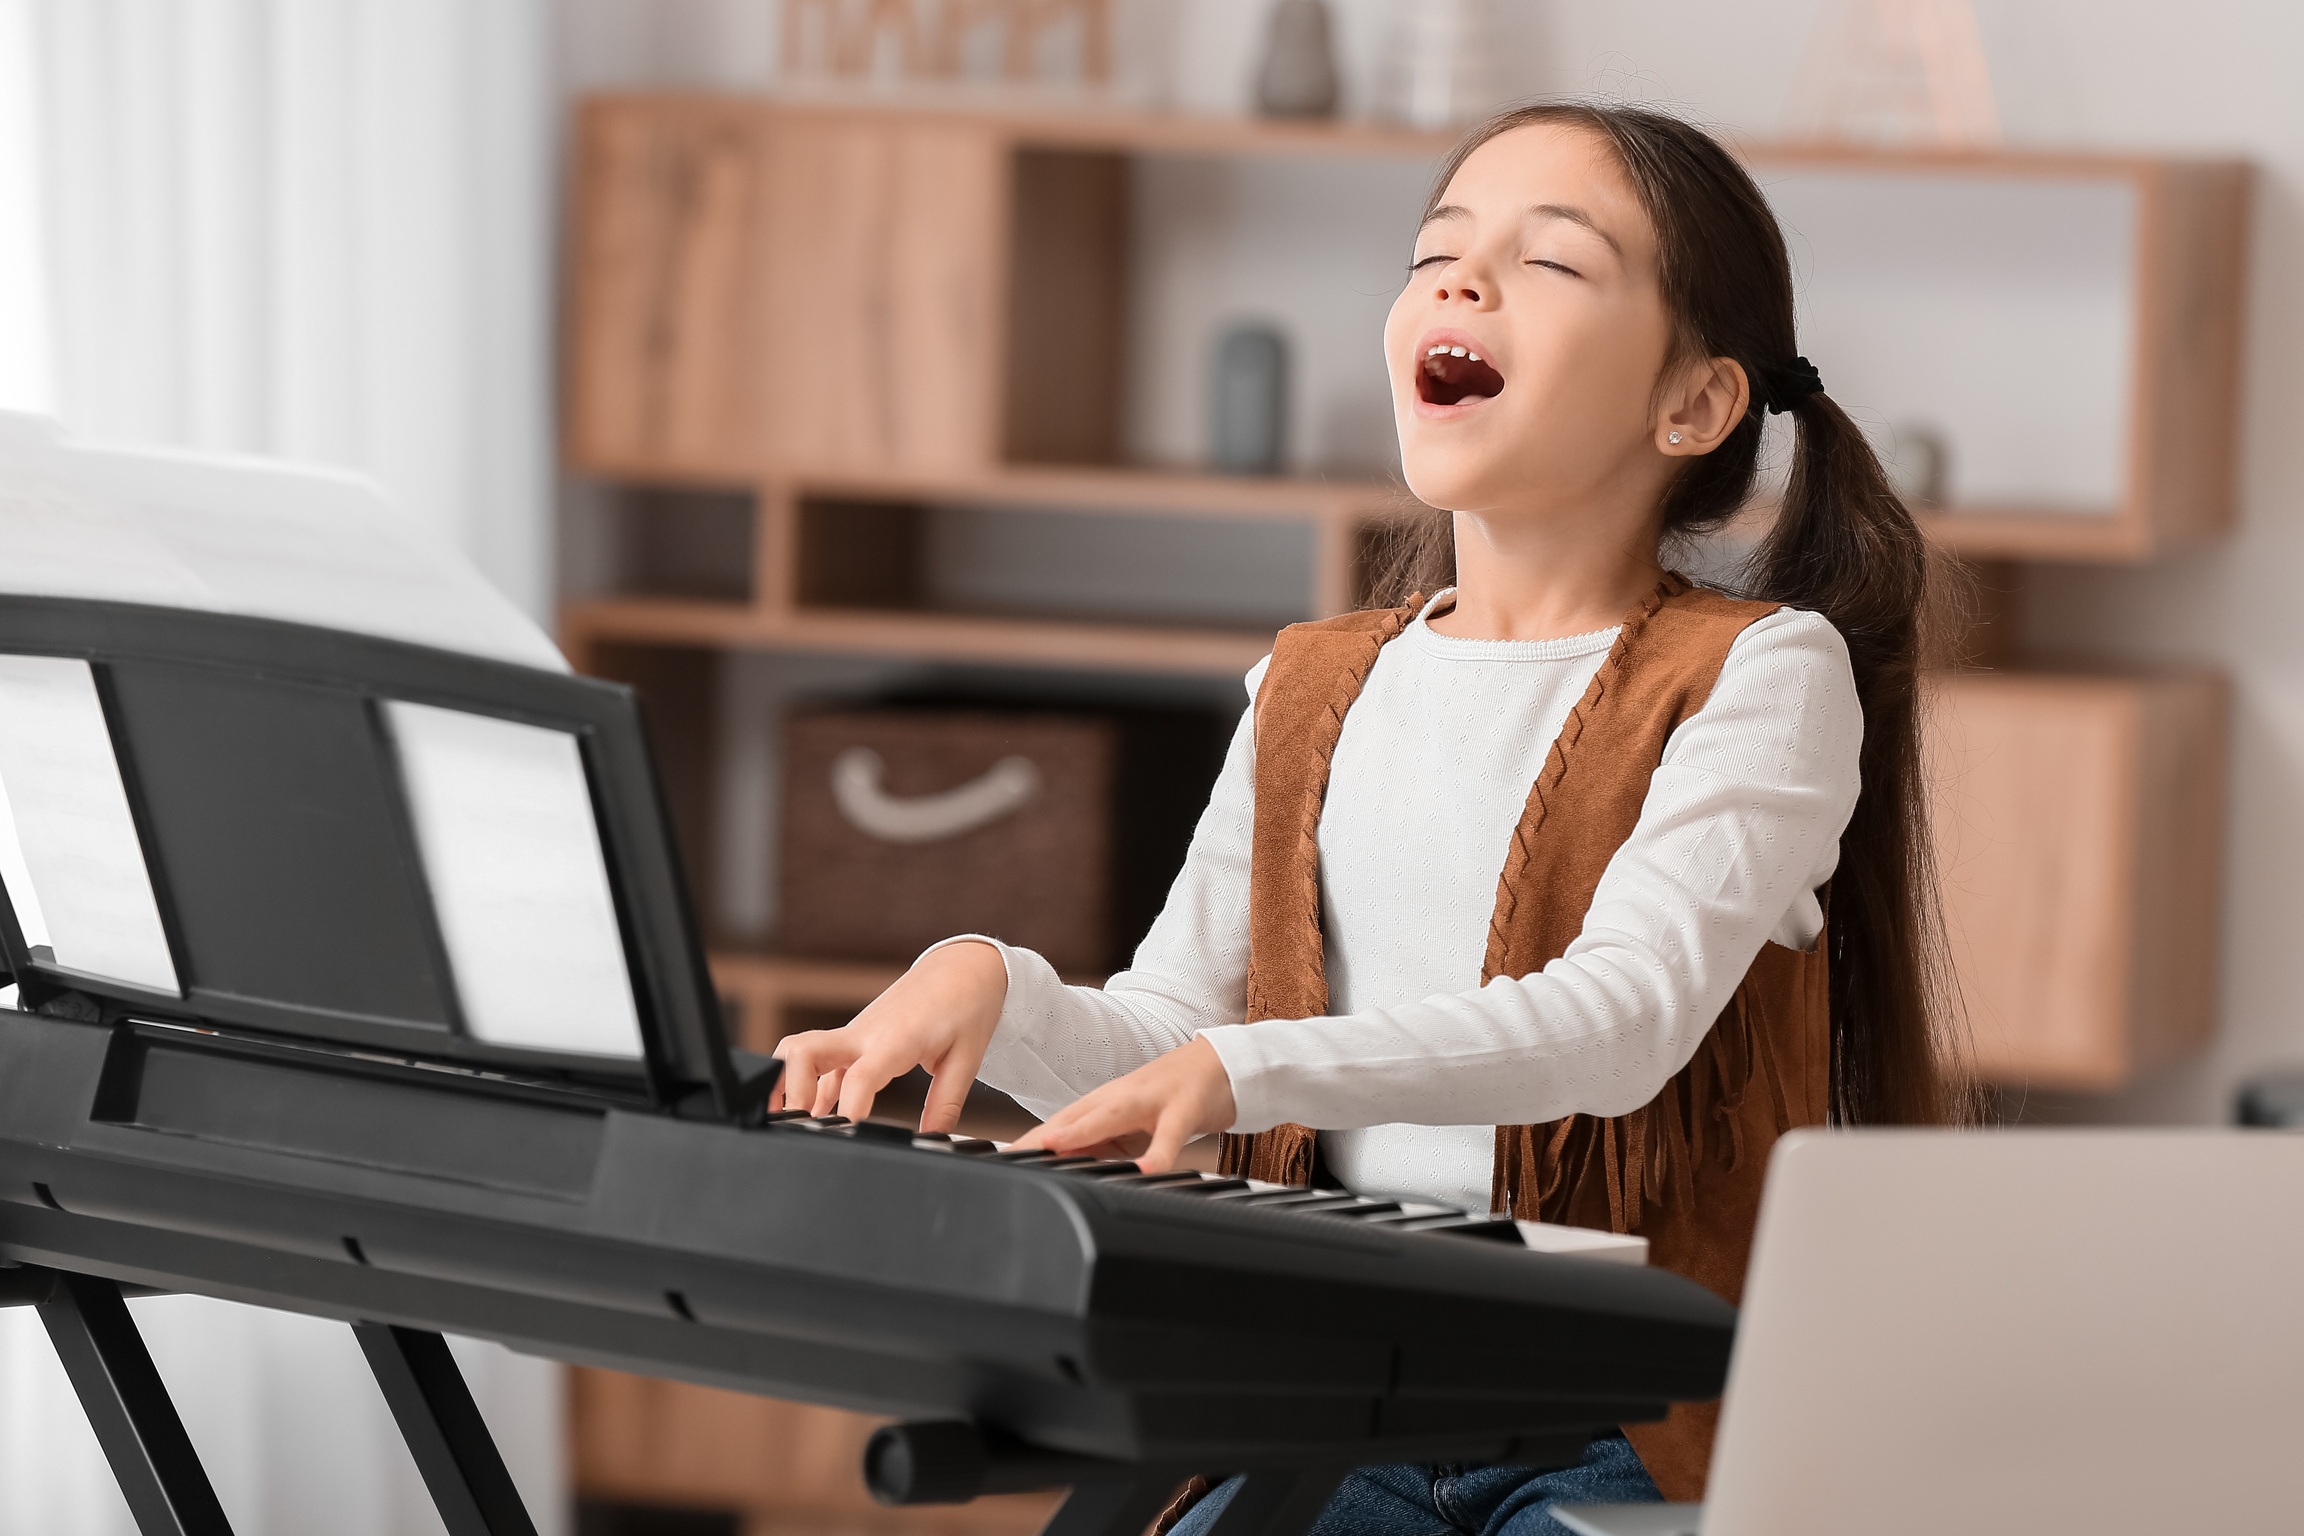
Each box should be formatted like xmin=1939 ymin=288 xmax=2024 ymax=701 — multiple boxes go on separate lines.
xmin=560 ymin=91 xmax=2250 ymax=1530
xmin=1740 ymin=141 xmax=2250 ymax=562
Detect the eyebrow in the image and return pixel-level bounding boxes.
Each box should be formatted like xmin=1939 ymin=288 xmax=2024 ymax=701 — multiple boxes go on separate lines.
xmin=1530 ymin=203 xmax=1623 ymax=257
xmin=1417 ymin=201 xmax=1625 ymax=259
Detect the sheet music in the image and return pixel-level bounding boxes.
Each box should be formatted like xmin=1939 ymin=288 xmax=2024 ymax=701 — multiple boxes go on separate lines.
xmin=388 ymin=701 xmax=643 ymax=1059
xmin=0 ymin=411 xmax=564 ymax=670
xmin=0 ymin=655 xmax=180 ymax=994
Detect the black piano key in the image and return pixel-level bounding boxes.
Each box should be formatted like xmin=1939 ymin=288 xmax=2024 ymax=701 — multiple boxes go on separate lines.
xmin=1053 ymin=1160 xmax=1154 ymax=1178
xmin=1310 ymin=1200 xmax=1405 ymax=1220
xmin=1222 ymin=1191 xmax=1367 ymax=1212
xmin=1392 ymin=1215 xmax=1527 ymax=1243
xmin=1104 ymin=1170 xmax=1208 ymax=1188
xmin=1156 ymin=1177 xmax=1252 ymax=1196
xmin=989 ymin=1150 xmax=1102 ymax=1169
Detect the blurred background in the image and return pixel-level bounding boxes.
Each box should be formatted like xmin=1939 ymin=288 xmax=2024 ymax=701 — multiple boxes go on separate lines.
xmin=0 ymin=1 xmax=2297 ymax=1533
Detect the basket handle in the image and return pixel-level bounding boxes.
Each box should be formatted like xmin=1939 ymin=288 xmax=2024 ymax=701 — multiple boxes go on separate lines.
xmin=830 ymin=747 xmax=1042 ymax=844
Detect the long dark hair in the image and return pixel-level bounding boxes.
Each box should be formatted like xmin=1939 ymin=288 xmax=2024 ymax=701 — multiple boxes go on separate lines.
xmin=1375 ymin=102 xmax=1964 ymax=1126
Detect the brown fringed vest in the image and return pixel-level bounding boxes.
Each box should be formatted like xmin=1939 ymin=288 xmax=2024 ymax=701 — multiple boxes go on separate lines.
xmin=1221 ymin=575 xmax=1831 ymax=1501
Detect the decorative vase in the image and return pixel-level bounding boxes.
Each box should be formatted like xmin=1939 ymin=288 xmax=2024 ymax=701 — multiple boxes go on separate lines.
xmin=1211 ymin=325 xmax=1290 ymax=476
xmin=1255 ymin=0 xmax=1340 ymax=120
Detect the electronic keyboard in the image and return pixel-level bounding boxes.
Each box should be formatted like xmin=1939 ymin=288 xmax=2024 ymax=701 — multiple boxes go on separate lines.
xmin=0 ymin=595 xmax=1736 ymax=1536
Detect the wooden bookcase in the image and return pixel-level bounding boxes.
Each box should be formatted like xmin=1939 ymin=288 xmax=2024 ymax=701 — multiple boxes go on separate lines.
xmin=558 ymin=93 xmax=2250 ymax=1531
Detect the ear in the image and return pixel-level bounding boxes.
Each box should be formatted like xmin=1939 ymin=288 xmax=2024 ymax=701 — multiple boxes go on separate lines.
xmin=1656 ymin=357 xmax=1751 ymax=458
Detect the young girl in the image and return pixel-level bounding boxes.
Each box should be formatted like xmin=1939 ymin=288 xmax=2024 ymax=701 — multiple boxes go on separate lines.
xmin=772 ymin=102 xmax=1953 ymax=1533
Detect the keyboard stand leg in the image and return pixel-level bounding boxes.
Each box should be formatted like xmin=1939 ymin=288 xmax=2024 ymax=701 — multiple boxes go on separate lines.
xmin=1200 ymin=1468 xmax=1346 ymax=1536
xmin=354 ymin=1321 xmax=538 ymax=1536
xmin=1039 ymin=1477 xmax=1186 ymax=1536
xmin=34 ymin=1268 xmax=236 ymax=1536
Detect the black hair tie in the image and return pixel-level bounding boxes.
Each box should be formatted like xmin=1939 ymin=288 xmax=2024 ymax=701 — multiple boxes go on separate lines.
xmin=1760 ymin=356 xmax=1825 ymax=414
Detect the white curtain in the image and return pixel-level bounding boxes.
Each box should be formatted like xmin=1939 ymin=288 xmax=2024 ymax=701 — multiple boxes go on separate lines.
xmin=0 ymin=2 xmax=567 ymax=1533
xmin=19 ymin=0 xmax=555 ymax=619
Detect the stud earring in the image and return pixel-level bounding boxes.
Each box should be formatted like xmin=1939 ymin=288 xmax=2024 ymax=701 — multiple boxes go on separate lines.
xmin=1667 ymin=431 xmax=1683 ymax=445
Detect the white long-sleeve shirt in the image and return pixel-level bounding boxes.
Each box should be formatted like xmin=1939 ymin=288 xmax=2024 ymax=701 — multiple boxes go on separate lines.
xmin=963 ymin=593 xmax=1863 ymax=1212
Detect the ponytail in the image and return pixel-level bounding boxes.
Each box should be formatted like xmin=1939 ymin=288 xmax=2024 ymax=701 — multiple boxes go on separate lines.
xmin=1755 ymin=391 xmax=1963 ymax=1125
xmin=1378 ymin=102 xmax=1968 ymax=1125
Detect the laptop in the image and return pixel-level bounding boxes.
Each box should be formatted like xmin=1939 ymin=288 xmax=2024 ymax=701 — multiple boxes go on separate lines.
xmin=1557 ymin=1128 xmax=2304 ymax=1536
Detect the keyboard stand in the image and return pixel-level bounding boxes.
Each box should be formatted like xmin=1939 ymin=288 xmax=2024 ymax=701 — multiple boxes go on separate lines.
xmin=1005 ymin=1466 xmax=1343 ymax=1536
xmin=27 ymin=1268 xmax=235 ymax=1536
xmin=1041 ymin=1478 xmax=1190 ymax=1536
xmin=10 ymin=1265 xmax=1352 ymax=1536
xmin=866 ymin=1418 xmax=1348 ymax=1536
xmin=10 ymin=1265 xmax=537 ymax=1536
xmin=354 ymin=1321 xmax=540 ymax=1536
xmin=1200 ymin=1469 xmax=1349 ymax=1536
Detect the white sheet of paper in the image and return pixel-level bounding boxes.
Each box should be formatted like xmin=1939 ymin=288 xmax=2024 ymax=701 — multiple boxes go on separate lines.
xmin=0 ymin=762 xmax=51 ymax=951
xmin=0 ymin=655 xmax=180 ymax=994
xmin=0 ymin=411 xmax=564 ymax=670
xmin=387 ymin=701 xmax=643 ymax=1059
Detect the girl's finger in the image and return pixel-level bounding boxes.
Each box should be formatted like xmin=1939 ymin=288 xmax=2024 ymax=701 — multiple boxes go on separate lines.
xmin=771 ymin=1050 xmax=820 ymax=1113
xmin=835 ymin=1052 xmax=905 ymax=1124
xmin=773 ymin=1032 xmax=856 ymax=1112
xmin=809 ymin=1066 xmax=846 ymax=1117
xmin=1042 ymin=1095 xmax=1151 ymax=1156
xmin=918 ymin=1035 xmax=991 ymax=1135
xmin=1139 ymin=1109 xmax=1193 ymax=1174
xmin=919 ymin=1068 xmax=971 ymax=1134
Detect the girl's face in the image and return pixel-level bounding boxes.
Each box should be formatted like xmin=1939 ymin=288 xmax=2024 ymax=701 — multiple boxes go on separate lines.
xmin=1384 ymin=124 xmax=1680 ymax=518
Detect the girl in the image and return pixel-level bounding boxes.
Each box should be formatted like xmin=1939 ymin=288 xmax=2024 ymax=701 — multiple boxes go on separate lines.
xmin=772 ymin=102 xmax=1954 ymax=1534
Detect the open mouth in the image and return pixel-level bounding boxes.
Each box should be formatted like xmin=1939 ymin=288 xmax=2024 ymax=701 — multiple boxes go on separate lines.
xmin=1418 ymin=343 xmax=1506 ymax=406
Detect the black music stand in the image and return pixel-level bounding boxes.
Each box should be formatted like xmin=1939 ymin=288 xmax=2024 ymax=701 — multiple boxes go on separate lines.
xmin=0 ymin=594 xmax=754 ymax=1536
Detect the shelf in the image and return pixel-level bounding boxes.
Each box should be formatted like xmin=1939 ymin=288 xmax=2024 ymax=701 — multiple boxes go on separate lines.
xmin=1918 ymin=508 xmax=2161 ymax=563
xmin=564 ymin=597 xmax=1276 ymax=677
xmin=790 ymin=463 xmax=1404 ymax=520
xmin=1739 ymin=139 xmax=2228 ymax=177
xmin=603 ymin=87 xmax=1464 ymax=160
xmin=710 ymin=950 xmax=904 ymax=1005
xmin=576 ymin=459 xmax=1405 ymax=523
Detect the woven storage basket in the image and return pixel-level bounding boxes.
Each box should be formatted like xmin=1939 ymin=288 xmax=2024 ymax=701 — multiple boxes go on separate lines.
xmin=779 ymin=709 xmax=1121 ymax=974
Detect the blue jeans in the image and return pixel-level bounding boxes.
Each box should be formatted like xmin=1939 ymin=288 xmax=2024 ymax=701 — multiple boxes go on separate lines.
xmin=1168 ymin=1437 xmax=1660 ymax=1536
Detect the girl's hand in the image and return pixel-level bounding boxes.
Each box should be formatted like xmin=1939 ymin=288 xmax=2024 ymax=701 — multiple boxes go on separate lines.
xmin=1009 ymin=1036 xmax=1237 ymax=1173
xmin=771 ymin=941 xmax=1007 ymax=1131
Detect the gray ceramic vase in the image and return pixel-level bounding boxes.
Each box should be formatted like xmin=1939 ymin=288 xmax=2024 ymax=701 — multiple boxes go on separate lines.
xmin=1211 ymin=325 xmax=1290 ymax=476
xmin=1256 ymin=0 xmax=1341 ymax=119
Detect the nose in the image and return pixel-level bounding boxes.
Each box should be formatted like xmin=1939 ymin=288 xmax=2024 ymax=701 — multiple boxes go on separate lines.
xmin=1435 ymin=283 xmax=1480 ymax=303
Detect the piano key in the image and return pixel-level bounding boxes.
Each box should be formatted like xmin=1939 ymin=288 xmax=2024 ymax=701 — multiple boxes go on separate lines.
xmin=1051 ymin=1161 xmax=1154 ymax=1179
xmin=1387 ymin=1215 xmax=1527 ymax=1243
xmin=1308 ymin=1200 xmax=1405 ymax=1220
xmin=1213 ymin=1191 xmax=1367 ymax=1212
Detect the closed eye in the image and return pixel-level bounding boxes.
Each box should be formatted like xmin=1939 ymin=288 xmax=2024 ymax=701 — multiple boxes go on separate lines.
xmin=1528 ymin=259 xmax=1583 ymax=278
xmin=1409 ymin=253 xmax=1454 ymax=272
